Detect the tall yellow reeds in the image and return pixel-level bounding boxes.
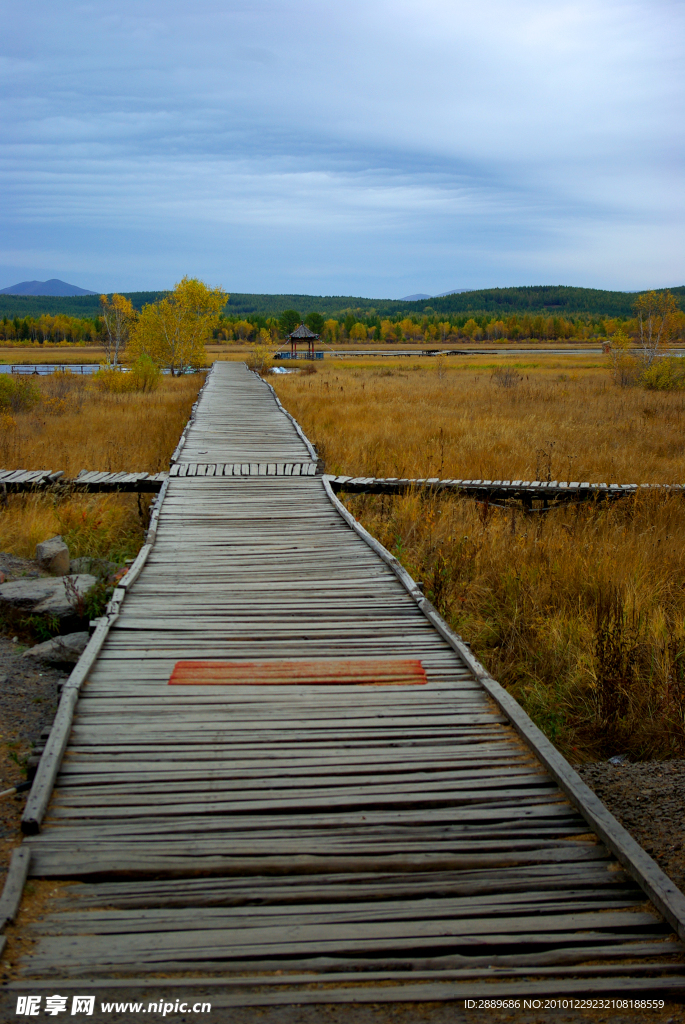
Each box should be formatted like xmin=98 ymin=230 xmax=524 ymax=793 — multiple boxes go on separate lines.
xmin=0 ymin=492 xmax=150 ymax=564
xmin=0 ymin=372 xmax=202 ymax=476
xmin=273 ymin=359 xmax=685 ymax=760
xmin=272 ymin=359 xmax=685 ymax=483
xmin=0 ymin=372 xmax=203 ymax=564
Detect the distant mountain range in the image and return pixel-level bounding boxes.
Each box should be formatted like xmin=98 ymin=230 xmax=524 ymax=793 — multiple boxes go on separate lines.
xmin=398 ymin=289 xmax=469 ymax=301
xmin=0 ymin=279 xmax=97 ymax=297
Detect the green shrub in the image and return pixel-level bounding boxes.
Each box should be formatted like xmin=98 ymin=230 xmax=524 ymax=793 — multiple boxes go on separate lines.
xmin=129 ymin=354 xmax=162 ymax=392
xmin=92 ymin=355 xmax=161 ymax=394
xmin=91 ymin=367 xmax=132 ymax=394
xmin=641 ymin=357 xmax=685 ymax=391
xmin=0 ymin=374 xmax=41 ymax=412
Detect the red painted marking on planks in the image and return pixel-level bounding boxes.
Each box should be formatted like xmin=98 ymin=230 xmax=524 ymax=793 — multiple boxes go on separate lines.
xmin=168 ymin=658 xmax=428 ymax=686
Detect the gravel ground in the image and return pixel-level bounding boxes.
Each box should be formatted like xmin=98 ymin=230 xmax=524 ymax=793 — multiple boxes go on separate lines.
xmin=577 ymin=761 xmax=685 ymax=896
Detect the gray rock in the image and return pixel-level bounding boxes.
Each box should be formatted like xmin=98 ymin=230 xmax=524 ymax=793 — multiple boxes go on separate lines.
xmin=22 ymin=631 xmax=90 ymax=665
xmin=0 ymin=551 xmax=41 ymax=581
xmin=35 ymin=535 xmax=70 ymax=576
xmin=0 ymin=574 xmax=97 ymax=620
xmin=69 ymin=556 xmax=121 ymax=579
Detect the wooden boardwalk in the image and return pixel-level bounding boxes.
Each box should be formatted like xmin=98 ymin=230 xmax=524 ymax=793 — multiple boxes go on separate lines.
xmin=327 ymin=476 xmax=685 ymax=504
xmin=8 ymin=361 xmax=685 ymax=1004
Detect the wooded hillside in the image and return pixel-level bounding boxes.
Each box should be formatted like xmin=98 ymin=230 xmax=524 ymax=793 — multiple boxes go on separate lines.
xmin=1 ymin=284 xmax=683 ymax=321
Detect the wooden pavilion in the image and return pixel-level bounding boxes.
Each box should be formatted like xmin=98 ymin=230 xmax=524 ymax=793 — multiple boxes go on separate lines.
xmin=287 ymin=322 xmax=319 ymax=359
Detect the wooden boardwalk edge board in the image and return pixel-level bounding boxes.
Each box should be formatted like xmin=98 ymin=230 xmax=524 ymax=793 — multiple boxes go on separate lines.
xmin=169 ymin=366 xmax=215 ymax=465
xmin=262 ymin=373 xmax=319 ymax=463
xmin=322 ymin=476 xmax=685 ymax=942
xmin=0 ymin=848 xmax=30 ymax=927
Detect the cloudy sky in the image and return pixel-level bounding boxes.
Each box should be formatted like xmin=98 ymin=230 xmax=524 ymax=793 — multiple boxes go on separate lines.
xmin=1 ymin=0 xmax=683 ymax=297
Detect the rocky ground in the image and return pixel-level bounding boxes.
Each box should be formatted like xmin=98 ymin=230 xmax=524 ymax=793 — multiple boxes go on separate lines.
xmin=0 ymin=546 xmax=122 ymax=887
xmin=577 ymin=760 xmax=685 ymax=896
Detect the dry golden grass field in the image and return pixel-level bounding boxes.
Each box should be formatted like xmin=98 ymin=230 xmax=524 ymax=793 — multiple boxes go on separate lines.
xmin=0 ymin=346 xmax=104 ymax=363
xmin=272 ymin=355 xmax=685 ymax=762
xmin=0 ymin=372 xmax=203 ymax=563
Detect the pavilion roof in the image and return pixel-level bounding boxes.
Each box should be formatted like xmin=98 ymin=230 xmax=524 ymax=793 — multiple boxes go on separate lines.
xmin=288 ymin=323 xmax=319 ymax=339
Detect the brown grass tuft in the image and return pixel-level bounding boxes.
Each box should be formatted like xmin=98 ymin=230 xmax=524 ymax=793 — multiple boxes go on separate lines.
xmin=0 ymin=491 xmax=150 ymax=564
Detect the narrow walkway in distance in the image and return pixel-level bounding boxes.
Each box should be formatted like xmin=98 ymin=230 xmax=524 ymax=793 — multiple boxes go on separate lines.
xmin=173 ymin=359 xmax=315 ymax=465
xmin=11 ymin=362 xmax=685 ymax=1004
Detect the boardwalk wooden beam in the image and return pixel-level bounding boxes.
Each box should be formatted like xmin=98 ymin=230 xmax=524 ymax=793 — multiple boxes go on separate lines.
xmin=0 ymin=469 xmax=166 ymax=493
xmin=327 ymin=475 xmax=685 ymax=504
xmin=6 ymin=361 xmax=684 ymax=1000
xmin=4 ymin=467 xmax=681 ymax=498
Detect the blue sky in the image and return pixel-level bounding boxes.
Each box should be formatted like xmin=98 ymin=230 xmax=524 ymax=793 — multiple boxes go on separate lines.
xmin=1 ymin=0 xmax=683 ymax=297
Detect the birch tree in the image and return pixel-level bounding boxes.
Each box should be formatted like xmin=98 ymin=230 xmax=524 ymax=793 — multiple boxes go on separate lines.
xmin=634 ymin=291 xmax=680 ymax=366
xmin=100 ymin=294 xmax=135 ymax=366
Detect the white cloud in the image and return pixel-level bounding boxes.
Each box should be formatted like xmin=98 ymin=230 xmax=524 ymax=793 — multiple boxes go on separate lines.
xmin=0 ymin=0 xmax=682 ymax=293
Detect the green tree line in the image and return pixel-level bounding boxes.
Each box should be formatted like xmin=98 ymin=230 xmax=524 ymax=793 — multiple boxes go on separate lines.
xmin=3 ymin=296 xmax=684 ymax=348
xmin=2 ymin=283 xmax=684 ymax=323
xmin=216 ymin=295 xmax=685 ymax=345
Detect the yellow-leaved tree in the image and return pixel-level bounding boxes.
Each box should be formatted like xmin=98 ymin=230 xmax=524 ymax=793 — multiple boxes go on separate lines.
xmin=100 ymin=294 xmax=136 ymax=366
xmin=323 ymin=319 xmax=338 ymax=343
xmin=349 ymin=322 xmax=368 ymax=343
xmin=129 ymin=278 xmax=227 ymax=375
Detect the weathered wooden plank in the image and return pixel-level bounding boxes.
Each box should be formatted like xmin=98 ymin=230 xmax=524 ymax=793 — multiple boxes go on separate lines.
xmin=26 ymin=840 xmax=609 ymax=876
xmin=23 ymin=909 xmax=665 ymax=961
xmin=58 ymin=863 xmax=635 ymax=908
xmin=48 ymin=786 xmax=560 ymax=820
xmin=34 ymin=893 xmax=648 ymax=937
xmin=51 ymin=772 xmax=549 ymax=804
xmin=0 ymin=847 xmax=30 ymax=925
xmin=10 ymin=950 xmax=685 ymax=987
